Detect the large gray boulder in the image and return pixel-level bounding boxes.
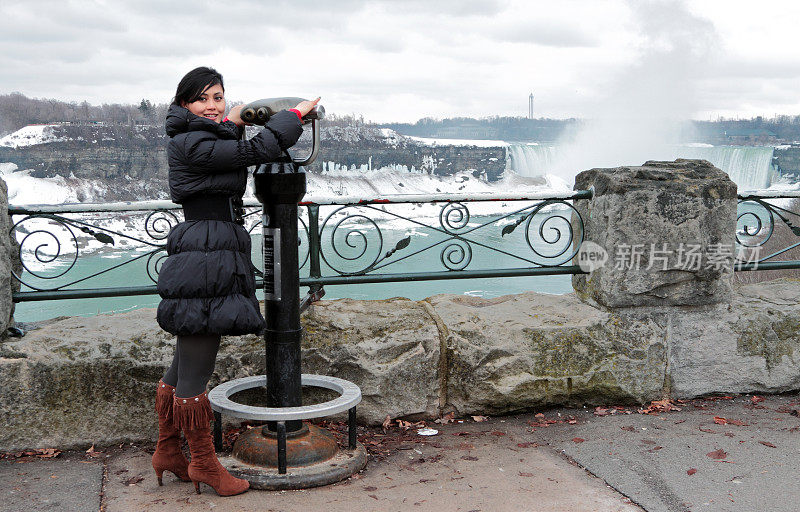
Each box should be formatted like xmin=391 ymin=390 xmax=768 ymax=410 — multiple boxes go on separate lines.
xmin=429 ymin=292 xmax=667 ymax=416
xmin=299 ymin=298 xmax=441 ymax=423
xmin=668 ymin=279 xmax=800 ymax=396
xmin=572 ymin=159 xmax=737 ymax=308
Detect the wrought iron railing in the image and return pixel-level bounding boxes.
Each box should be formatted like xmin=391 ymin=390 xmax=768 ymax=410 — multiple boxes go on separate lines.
xmin=9 ymin=189 xmax=800 ymax=303
xmin=735 ymin=191 xmax=800 ymax=271
xmin=9 ymin=190 xmax=592 ymax=302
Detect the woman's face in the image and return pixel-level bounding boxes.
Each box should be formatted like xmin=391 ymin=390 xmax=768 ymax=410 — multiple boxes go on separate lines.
xmin=182 ymin=83 xmax=225 ymax=123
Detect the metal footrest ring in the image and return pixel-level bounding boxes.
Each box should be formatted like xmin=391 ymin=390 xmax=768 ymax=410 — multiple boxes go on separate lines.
xmin=208 ymin=373 xmax=366 ymax=486
xmin=208 ymin=374 xmax=361 ymax=421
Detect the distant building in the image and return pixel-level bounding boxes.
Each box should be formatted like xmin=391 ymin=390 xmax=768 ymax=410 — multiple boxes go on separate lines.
xmin=528 ymin=93 xmax=534 ymax=119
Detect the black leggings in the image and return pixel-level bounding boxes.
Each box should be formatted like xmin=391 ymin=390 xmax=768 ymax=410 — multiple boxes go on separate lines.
xmin=161 ymin=334 xmax=221 ymax=398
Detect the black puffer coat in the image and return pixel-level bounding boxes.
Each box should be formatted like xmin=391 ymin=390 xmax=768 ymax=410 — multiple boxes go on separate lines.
xmin=157 ymin=104 xmax=303 ymax=336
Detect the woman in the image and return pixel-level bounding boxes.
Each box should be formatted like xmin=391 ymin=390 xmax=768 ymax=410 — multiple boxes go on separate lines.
xmin=152 ymin=66 xmax=318 ymax=496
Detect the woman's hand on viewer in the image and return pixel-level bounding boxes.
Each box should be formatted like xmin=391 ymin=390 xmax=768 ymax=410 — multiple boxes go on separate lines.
xmin=226 ymin=105 xmax=247 ymax=127
xmin=293 ymin=97 xmax=321 ymax=118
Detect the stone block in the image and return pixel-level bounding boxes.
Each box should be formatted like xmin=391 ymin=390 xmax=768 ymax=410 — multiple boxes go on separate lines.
xmin=572 ymin=159 xmax=737 ymax=307
xmin=427 ymin=292 xmax=667 ymax=416
xmin=0 ymin=298 xmax=442 ymax=450
xmin=3 ymin=282 xmax=799 ymax=451
xmin=300 ymin=298 xmax=441 ymax=424
xmin=668 ymin=279 xmax=800 ymax=396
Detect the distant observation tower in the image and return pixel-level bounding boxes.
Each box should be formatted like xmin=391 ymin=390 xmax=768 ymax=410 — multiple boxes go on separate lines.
xmin=528 ymin=93 xmax=534 ymax=119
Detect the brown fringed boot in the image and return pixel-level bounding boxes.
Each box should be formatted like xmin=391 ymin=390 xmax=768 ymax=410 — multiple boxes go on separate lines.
xmin=173 ymin=392 xmax=249 ymax=497
xmin=152 ymin=380 xmax=190 ymax=485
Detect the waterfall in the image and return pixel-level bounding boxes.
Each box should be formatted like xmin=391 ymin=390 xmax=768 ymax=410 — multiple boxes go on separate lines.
xmin=674 ymin=146 xmax=775 ymax=190
xmin=506 ymin=143 xmax=776 ymax=190
xmin=505 ymin=144 xmax=559 ymax=177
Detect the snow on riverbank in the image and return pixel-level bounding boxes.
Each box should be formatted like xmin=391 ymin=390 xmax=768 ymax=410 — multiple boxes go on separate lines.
xmin=5 ymin=168 xmax=109 ymax=205
xmin=0 ymin=124 xmax=66 ymax=148
xmin=407 ymin=136 xmax=509 ymax=147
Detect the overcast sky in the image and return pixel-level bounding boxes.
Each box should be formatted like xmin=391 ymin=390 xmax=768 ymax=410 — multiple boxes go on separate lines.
xmin=2 ymin=0 xmax=800 ymax=123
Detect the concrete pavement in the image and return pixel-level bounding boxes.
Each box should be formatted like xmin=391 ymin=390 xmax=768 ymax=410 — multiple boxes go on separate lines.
xmin=2 ymin=392 xmax=798 ymax=512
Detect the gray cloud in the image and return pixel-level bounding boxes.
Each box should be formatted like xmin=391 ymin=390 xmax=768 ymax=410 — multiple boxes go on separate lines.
xmin=371 ymin=0 xmax=507 ymax=17
xmin=488 ymin=22 xmax=598 ymax=48
xmin=0 ymin=0 xmax=798 ymax=122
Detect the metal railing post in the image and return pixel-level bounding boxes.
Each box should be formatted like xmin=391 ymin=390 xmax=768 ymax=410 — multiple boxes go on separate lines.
xmin=307 ymin=205 xmax=323 ymax=293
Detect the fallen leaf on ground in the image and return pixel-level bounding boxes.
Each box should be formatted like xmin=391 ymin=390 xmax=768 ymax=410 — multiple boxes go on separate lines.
xmin=435 ymin=412 xmax=456 ymax=425
xmin=471 ymin=415 xmax=488 ymax=422
xmin=706 ymin=449 xmax=727 ymax=460
xmin=535 ymin=413 xmax=545 ymax=418
xmin=397 ymin=419 xmax=426 ymax=430
xmin=594 ymin=407 xmax=611 ymax=416
xmin=620 ymin=426 xmax=636 ymax=432
xmin=751 ymin=395 xmax=765 ymax=404
xmin=527 ymin=419 xmax=559 ymax=429
xmin=85 ymin=445 xmax=102 ymax=457
xmin=759 ymin=441 xmax=777 ymax=448
xmin=23 ymin=448 xmax=60 ymax=459
xmin=491 ymin=431 xmax=506 ymax=437
xmin=461 ymin=455 xmax=479 ymax=461
xmin=714 ymin=417 xmax=728 ymax=425
xmin=519 ymin=472 xmax=534 ymax=477
xmin=572 ymin=437 xmax=585 ymax=443
xmin=639 ymin=399 xmax=682 ymax=414
xmin=124 ymin=475 xmax=144 ymax=486
xmin=687 ymin=468 xmax=697 ymax=475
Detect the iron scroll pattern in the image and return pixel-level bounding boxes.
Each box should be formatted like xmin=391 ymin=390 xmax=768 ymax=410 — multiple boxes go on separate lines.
xmin=10 ymin=198 xmax=584 ymax=296
xmin=11 ymin=205 xmax=307 ymax=293
xmin=736 ymin=197 xmax=800 ymax=264
xmin=315 ymin=199 xmax=585 ymax=276
xmin=10 ymin=209 xmax=186 ymax=292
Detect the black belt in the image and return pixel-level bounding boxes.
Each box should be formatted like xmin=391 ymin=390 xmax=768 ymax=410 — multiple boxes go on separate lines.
xmin=182 ymin=195 xmax=245 ymax=225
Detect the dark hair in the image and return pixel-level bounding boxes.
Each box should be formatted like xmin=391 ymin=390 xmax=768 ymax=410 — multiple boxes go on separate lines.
xmin=172 ymin=66 xmax=224 ymax=106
